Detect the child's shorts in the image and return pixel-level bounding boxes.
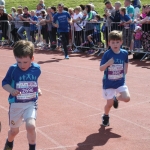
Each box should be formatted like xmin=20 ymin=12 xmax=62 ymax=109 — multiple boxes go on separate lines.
xmin=9 ymin=101 xmax=38 ymax=128
xmin=102 ymin=85 xmax=129 ymax=100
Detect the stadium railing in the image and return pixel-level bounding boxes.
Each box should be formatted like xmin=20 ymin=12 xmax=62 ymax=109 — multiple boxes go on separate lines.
xmin=0 ymin=20 xmax=150 ymax=61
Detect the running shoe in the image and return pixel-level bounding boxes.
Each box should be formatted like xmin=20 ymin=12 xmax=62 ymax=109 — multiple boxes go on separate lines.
xmin=101 ymin=114 xmax=110 ymax=127
xmin=113 ymin=96 xmax=119 ymax=109
xmin=65 ymin=55 xmax=69 ymax=59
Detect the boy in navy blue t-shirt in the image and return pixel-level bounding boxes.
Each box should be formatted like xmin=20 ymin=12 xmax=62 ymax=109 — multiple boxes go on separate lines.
xmin=100 ymin=30 xmax=130 ymax=126
xmin=53 ymin=3 xmax=71 ymax=59
xmin=2 ymin=40 xmax=41 ymax=150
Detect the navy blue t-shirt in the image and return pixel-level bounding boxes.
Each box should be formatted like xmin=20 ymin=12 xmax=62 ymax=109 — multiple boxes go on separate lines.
xmin=100 ymin=49 xmax=128 ymax=89
xmin=120 ymin=14 xmax=135 ymax=29
xmin=30 ymin=16 xmax=38 ymax=31
xmin=53 ymin=11 xmax=71 ymax=32
xmin=2 ymin=63 xmax=41 ymax=103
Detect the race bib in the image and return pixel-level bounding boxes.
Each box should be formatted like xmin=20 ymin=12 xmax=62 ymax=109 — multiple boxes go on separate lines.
xmin=16 ymin=81 xmax=38 ymax=101
xmin=108 ymin=64 xmax=124 ymax=80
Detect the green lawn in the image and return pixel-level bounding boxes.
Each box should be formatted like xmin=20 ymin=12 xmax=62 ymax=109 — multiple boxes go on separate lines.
xmin=5 ymin=0 xmax=149 ymax=14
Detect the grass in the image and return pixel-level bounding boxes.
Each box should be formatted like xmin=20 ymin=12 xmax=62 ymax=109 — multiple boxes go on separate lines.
xmin=5 ymin=0 xmax=150 ymax=14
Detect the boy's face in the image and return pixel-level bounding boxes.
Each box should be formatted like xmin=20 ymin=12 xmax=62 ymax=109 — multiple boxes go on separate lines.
xmin=120 ymin=10 xmax=124 ymax=15
xmin=15 ymin=56 xmax=34 ymax=71
xmin=108 ymin=40 xmax=123 ymax=53
xmin=115 ymin=4 xmax=121 ymax=10
xmin=31 ymin=11 xmax=35 ymax=16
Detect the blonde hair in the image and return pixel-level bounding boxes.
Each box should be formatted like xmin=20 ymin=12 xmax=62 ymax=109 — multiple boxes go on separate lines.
xmin=17 ymin=8 xmax=23 ymax=14
xmin=31 ymin=10 xmax=35 ymax=13
xmin=11 ymin=7 xmax=16 ymax=12
xmin=74 ymin=6 xmax=81 ymax=12
xmin=68 ymin=8 xmax=74 ymax=12
xmin=39 ymin=0 xmax=44 ymax=3
xmin=115 ymin=1 xmax=121 ymax=7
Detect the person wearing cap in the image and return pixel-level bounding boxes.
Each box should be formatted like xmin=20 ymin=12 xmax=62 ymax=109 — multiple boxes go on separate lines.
xmin=133 ymin=26 xmax=142 ymax=51
xmin=0 ymin=0 xmax=5 ymax=6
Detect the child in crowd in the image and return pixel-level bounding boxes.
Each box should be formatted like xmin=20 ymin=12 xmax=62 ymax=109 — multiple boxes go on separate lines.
xmin=100 ymin=30 xmax=130 ymax=126
xmin=36 ymin=15 xmax=42 ymax=46
xmin=39 ymin=0 xmax=45 ymax=9
xmin=133 ymin=25 xmax=142 ymax=51
xmin=29 ymin=10 xmax=38 ymax=43
xmin=119 ymin=7 xmax=132 ymax=52
xmin=87 ymin=14 xmax=102 ymax=50
xmin=2 ymin=40 xmax=42 ymax=150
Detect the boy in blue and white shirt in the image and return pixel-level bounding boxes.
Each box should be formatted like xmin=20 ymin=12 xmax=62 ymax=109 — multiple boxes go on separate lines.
xmin=100 ymin=30 xmax=130 ymax=126
xmin=2 ymin=40 xmax=41 ymax=150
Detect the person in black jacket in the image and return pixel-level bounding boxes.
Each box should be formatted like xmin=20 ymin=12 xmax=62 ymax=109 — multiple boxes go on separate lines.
xmin=109 ymin=1 xmax=122 ymax=31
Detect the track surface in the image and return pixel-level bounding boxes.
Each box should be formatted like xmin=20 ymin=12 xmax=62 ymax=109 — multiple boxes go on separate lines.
xmin=0 ymin=48 xmax=150 ymax=150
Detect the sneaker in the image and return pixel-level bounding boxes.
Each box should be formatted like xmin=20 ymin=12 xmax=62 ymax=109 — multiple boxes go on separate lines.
xmin=65 ymin=55 xmax=69 ymax=59
xmin=3 ymin=145 xmax=13 ymax=150
xmin=4 ymin=145 xmax=13 ymax=150
xmin=3 ymin=140 xmax=13 ymax=150
xmin=73 ymin=48 xmax=80 ymax=53
xmin=113 ymin=96 xmax=119 ymax=109
xmin=87 ymin=50 xmax=94 ymax=54
xmin=101 ymin=115 xmax=110 ymax=126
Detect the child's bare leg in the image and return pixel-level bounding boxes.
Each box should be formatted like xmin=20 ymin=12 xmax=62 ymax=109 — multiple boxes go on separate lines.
xmin=104 ymin=99 xmax=114 ymax=115
xmin=26 ymin=118 xmax=36 ymax=145
xmin=117 ymin=91 xmax=130 ymax=102
xmin=87 ymin=35 xmax=92 ymax=43
xmin=8 ymin=127 xmax=19 ymax=142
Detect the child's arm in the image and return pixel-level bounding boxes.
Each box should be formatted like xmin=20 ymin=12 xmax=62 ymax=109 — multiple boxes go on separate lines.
xmin=3 ymin=84 xmax=20 ymax=96
xmin=100 ymin=58 xmax=114 ymax=71
xmin=124 ymin=63 xmax=128 ymax=74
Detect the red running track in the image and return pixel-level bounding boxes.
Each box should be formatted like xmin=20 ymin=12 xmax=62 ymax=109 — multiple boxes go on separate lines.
xmin=0 ymin=48 xmax=150 ymax=150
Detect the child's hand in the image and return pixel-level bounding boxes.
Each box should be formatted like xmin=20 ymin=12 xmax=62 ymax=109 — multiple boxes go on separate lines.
xmin=11 ymin=89 xmax=21 ymax=97
xmin=107 ymin=58 xmax=114 ymax=66
xmin=38 ymin=88 xmax=42 ymax=96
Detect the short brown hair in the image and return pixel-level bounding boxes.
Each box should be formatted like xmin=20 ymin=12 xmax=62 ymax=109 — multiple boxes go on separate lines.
xmin=13 ymin=40 xmax=34 ymax=59
xmin=108 ymin=30 xmax=122 ymax=41
xmin=120 ymin=7 xmax=126 ymax=14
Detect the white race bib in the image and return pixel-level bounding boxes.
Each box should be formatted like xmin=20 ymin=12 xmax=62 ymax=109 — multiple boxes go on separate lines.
xmin=108 ymin=64 xmax=124 ymax=80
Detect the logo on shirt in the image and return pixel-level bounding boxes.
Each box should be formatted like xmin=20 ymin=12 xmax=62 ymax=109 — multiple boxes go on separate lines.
xmin=11 ymin=120 xmax=15 ymax=125
xmin=19 ymin=74 xmax=37 ymax=81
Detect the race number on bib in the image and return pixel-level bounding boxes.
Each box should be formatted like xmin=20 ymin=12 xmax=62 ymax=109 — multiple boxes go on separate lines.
xmin=16 ymin=81 xmax=38 ymax=101
xmin=108 ymin=64 xmax=124 ymax=80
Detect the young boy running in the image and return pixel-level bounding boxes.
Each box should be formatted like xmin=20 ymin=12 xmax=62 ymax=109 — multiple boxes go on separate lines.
xmin=100 ymin=30 xmax=130 ymax=126
xmin=2 ymin=40 xmax=41 ymax=150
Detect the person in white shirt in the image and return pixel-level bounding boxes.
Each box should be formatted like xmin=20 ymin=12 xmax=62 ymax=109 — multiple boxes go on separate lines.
xmin=72 ymin=6 xmax=83 ymax=52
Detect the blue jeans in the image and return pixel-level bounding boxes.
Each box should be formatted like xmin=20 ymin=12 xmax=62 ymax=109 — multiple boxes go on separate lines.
xmin=17 ymin=26 xmax=31 ymax=41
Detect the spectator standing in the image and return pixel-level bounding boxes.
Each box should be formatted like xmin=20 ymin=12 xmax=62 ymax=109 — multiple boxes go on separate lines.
xmin=104 ymin=1 xmax=115 ymax=48
xmin=109 ymin=1 xmax=122 ymax=31
xmin=17 ymin=6 xmax=31 ymax=41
